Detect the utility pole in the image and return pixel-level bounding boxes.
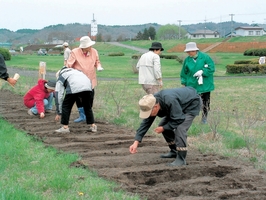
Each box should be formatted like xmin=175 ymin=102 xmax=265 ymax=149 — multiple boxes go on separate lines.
xmin=229 ymin=14 xmax=235 ymax=38
xmin=204 ymin=18 xmax=207 ymax=38
xmin=177 ymin=20 xmax=182 ymax=39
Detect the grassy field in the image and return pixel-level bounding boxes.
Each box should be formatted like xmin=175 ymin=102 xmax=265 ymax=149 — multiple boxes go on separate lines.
xmin=6 ymin=41 xmax=259 ymax=78
xmin=121 ymin=35 xmax=266 ymax=49
xmin=0 ymin=119 xmax=141 ymax=200
xmin=1 ymin=40 xmax=266 ymax=199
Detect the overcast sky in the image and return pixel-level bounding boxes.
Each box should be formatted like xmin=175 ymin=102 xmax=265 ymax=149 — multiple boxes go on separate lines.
xmin=1 ymin=0 xmax=266 ymax=31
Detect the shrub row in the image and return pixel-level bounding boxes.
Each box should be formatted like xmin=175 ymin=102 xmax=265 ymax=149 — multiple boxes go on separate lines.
xmin=131 ymin=54 xmax=181 ymax=60
xmin=108 ymin=52 xmax=125 ymax=56
xmin=234 ymin=59 xmax=259 ymax=64
xmin=243 ymin=48 xmax=266 ymax=56
xmin=131 ymin=54 xmax=141 ymax=59
xmin=0 ymin=48 xmax=11 ymax=60
xmin=226 ymin=64 xmax=266 ymax=74
xmin=160 ymin=55 xmax=178 ymax=59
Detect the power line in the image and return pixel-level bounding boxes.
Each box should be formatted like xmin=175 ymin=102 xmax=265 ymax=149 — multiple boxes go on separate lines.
xmin=180 ymin=12 xmax=266 ymax=24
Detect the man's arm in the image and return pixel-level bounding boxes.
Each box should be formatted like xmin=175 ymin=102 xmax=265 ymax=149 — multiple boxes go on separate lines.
xmin=129 ymin=117 xmax=156 ymax=154
xmin=0 ymin=54 xmax=9 ymax=80
xmin=0 ymin=54 xmax=17 ymax=86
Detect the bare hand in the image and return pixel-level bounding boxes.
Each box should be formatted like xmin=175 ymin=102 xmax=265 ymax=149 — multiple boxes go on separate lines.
xmin=154 ymin=126 xmax=164 ymax=133
xmin=39 ymin=112 xmax=45 ymax=119
xmin=55 ymin=114 xmax=60 ymax=121
xmin=7 ymin=78 xmax=17 ymax=87
xmin=129 ymin=141 xmax=139 ymax=154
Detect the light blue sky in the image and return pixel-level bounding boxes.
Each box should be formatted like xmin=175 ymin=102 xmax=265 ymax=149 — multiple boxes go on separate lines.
xmin=1 ymin=0 xmax=266 ymax=31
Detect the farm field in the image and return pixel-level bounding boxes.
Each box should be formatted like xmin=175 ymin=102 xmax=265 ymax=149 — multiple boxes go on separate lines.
xmin=1 ymin=89 xmax=266 ymax=200
xmin=1 ymin=40 xmax=266 ymax=199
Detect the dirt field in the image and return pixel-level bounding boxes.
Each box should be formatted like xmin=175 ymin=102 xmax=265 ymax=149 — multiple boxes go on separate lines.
xmin=1 ymin=89 xmax=266 ymax=200
xmin=168 ymin=42 xmax=266 ymax=53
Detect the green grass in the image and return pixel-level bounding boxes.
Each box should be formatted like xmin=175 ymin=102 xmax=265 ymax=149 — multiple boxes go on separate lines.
xmin=6 ymin=45 xmax=260 ymax=79
xmin=121 ymin=39 xmax=225 ymax=51
xmin=0 ymin=118 xmax=141 ymax=200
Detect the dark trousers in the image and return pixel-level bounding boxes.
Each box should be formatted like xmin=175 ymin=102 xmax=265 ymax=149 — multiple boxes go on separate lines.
xmin=200 ymin=92 xmax=210 ymax=118
xmin=160 ymin=114 xmax=195 ymax=148
xmin=61 ymin=91 xmax=94 ymax=125
xmin=76 ymin=89 xmax=95 ymax=108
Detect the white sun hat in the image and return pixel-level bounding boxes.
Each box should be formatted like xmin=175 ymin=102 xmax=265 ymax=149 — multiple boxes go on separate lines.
xmin=79 ymin=36 xmax=96 ymax=48
xmin=184 ymin=42 xmax=199 ymax=52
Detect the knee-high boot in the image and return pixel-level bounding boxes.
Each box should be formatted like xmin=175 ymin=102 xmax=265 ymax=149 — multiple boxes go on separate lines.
xmin=167 ymin=151 xmax=187 ymax=166
xmin=74 ymin=107 xmax=86 ymax=123
xmin=160 ymin=144 xmax=177 ymax=158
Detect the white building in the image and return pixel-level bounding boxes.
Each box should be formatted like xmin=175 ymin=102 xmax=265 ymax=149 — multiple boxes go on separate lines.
xmin=186 ymin=30 xmax=220 ymax=39
xmin=235 ymin=26 xmax=265 ymax=36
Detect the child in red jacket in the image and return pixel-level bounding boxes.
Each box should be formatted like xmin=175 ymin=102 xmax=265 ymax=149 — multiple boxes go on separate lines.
xmin=24 ymin=79 xmax=56 ymax=119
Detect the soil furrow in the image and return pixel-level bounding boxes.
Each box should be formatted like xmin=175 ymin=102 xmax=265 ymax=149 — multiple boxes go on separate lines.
xmin=1 ymin=89 xmax=266 ymax=200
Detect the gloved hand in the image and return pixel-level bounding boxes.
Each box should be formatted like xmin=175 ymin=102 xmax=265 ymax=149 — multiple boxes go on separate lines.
xmin=198 ymin=76 xmax=203 ymax=85
xmin=193 ymin=70 xmax=203 ymax=77
xmin=97 ymin=66 xmax=104 ymax=71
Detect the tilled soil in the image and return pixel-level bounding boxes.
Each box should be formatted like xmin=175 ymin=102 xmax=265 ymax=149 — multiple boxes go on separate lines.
xmin=1 ymin=89 xmax=266 ymax=200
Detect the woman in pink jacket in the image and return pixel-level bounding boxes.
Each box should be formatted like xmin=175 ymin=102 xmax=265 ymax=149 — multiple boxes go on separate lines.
xmin=23 ymin=79 xmax=56 ymax=119
xmin=66 ymin=36 xmax=103 ymax=132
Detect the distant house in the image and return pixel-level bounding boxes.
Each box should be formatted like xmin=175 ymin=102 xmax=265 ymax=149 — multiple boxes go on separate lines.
xmin=235 ymin=26 xmax=266 ymax=36
xmin=52 ymin=38 xmax=64 ymax=45
xmin=0 ymin=42 xmax=12 ymax=48
xmin=186 ymin=29 xmax=220 ymax=39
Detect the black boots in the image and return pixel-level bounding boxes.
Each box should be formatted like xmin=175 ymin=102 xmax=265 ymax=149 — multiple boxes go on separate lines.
xmin=160 ymin=149 xmax=177 ymax=158
xmin=167 ymin=151 xmax=187 ymax=166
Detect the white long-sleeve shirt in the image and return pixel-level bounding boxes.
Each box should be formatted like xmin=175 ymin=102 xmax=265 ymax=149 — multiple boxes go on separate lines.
xmin=136 ymin=51 xmax=162 ymax=85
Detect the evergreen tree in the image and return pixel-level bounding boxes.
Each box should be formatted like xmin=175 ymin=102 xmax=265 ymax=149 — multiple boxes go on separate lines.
xmin=143 ymin=28 xmax=149 ymax=40
xmin=148 ymin=26 xmax=156 ymax=40
xmin=135 ymin=31 xmax=143 ymax=40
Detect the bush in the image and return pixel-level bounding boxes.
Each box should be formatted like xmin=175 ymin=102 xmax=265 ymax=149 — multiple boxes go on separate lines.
xmin=234 ymin=60 xmax=252 ymax=64
xmin=176 ymin=56 xmax=183 ymax=64
xmin=160 ymin=54 xmax=178 ymax=59
xmin=234 ymin=59 xmax=259 ymax=64
xmin=243 ymin=48 xmax=266 ymax=56
xmin=131 ymin=54 xmax=141 ymax=59
xmin=0 ymin=48 xmax=11 ymax=60
xmin=259 ymin=65 xmax=266 ymax=73
xmin=226 ymin=64 xmax=261 ymax=74
xmin=108 ymin=52 xmax=125 ymax=56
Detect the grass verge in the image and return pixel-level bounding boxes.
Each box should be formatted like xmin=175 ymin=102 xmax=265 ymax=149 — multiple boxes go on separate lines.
xmin=0 ymin=118 xmax=141 ymax=200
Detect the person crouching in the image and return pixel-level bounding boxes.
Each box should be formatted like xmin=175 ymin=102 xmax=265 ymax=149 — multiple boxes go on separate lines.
xmin=54 ymin=67 xmax=96 ymax=133
xmin=24 ymin=79 xmax=56 ymax=118
xmin=129 ymin=87 xmax=201 ymax=166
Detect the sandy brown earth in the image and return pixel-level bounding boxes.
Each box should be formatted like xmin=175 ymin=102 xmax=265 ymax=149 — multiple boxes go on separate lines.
xmin=1 ymin=89 xmax=266 ymax=200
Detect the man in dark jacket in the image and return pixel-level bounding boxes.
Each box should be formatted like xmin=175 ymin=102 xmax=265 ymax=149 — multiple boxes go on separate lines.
xmin=129 ymin=87 xmax=201 ymax=166
xmin=0 ymin=53 xmax=17 ymax=87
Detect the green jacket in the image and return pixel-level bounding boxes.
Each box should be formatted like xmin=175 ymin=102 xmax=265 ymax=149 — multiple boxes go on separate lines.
xmin=180 ymin=51 xmax=215 ymax=94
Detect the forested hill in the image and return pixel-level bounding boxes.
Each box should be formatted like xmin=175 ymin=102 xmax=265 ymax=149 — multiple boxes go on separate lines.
xmin=0 ymin=21 xmax=264 ymax=45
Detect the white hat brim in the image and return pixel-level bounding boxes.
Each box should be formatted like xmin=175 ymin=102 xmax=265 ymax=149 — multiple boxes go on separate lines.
xmin=184 ymin=47 xmax=199 ymax=52
xmin=79 ymin=41 xmax=96 ymax=48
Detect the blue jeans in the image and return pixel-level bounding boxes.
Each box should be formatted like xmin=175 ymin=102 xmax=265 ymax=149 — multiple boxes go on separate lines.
xmin=30 ymin=93 xmax=53 ymax=114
